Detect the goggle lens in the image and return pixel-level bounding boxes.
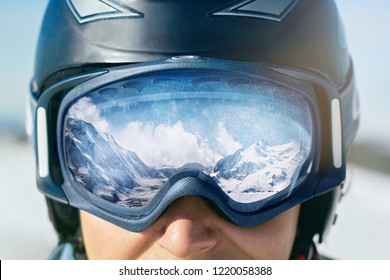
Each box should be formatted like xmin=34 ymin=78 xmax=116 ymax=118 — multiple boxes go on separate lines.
xmin=64 ymin=70 xmax=313 ymax=208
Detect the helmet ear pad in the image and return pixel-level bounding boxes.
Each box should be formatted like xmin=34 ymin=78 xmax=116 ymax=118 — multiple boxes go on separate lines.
xmin=301 ymin=188 xmax=341 ymax=242
xmin=46 ymin=198 xmax=79 ymax=241
xmin=292 ymin=187 xmax=341 ymax=257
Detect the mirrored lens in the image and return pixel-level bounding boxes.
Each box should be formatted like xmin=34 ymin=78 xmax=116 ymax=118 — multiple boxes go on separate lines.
xmin=64 ymin=70 xmax=313 ymax=208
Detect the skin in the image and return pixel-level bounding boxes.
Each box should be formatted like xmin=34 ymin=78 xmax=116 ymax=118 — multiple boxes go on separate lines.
xmin=80 ymin=196 xmax=300 ymax=260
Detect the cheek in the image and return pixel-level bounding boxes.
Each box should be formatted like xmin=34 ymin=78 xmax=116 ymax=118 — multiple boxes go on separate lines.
xmin=224 ymin=205 xmax=300 ymax=260
xmin=80 ymin=211 xmax=154 ymax=259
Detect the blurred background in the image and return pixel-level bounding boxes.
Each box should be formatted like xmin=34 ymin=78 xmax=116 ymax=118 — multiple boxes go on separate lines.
xmin=0 ymin=0 xmax=389 ymax=259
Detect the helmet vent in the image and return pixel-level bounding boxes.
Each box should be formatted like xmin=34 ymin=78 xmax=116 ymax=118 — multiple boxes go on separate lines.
xmin=66 ymin=0 xmax=143 ymax=24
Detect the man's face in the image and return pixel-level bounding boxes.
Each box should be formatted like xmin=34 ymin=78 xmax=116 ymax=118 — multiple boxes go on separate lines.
xmin=80 ymin=196 xmax=300 ymax=259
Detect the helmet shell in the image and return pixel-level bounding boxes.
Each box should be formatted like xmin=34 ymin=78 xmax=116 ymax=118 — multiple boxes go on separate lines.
xmin=34 ymin=0 xmax=350 ymax=92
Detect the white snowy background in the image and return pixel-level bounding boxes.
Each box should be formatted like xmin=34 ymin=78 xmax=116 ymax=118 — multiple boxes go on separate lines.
xmin=0 ymin=0 xmax=389 ymax=259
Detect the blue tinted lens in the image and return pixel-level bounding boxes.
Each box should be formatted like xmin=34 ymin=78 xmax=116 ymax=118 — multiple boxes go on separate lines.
xmin=64 ymin=70 xmax=313 ymax=207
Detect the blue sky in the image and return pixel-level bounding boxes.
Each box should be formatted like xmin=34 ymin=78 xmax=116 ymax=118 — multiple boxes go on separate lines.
xmin=0 ymin=0 xmax=48 ymax=131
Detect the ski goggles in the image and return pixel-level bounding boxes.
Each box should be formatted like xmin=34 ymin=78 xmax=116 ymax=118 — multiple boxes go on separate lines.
xmin=29 ymin=57 xmax=359 ymax=232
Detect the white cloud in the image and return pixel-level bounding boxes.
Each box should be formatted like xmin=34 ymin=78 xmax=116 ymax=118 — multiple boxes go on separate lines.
xmin=68 ymin=97 xmax=109 ymax=131
xmin=216 ymin=122 xmax=242 ymax=155
xmin=113 ymin=121 xmax=222 ymax=169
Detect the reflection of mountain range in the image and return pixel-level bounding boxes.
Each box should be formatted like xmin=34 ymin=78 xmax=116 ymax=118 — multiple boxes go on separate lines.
xmin=204 ymin=139 xmax=306 ymax=202
xmin=65 ymin=118 xmax=306 ymax=206
xmin=65 ymin=118 xmax=173 ymax=207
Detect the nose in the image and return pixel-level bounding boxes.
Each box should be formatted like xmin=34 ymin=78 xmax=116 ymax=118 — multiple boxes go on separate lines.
xmin=156 ymin=196 xmax=219 ymax=259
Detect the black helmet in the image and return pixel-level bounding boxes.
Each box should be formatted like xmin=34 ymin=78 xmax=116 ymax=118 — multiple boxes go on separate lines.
xmin=30 ymin=0 xmax=359 ymax=259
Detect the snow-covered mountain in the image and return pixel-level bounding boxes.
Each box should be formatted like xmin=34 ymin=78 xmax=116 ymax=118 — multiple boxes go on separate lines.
xmin=65 ymin=118 xmax=172 ymax=207
xmin=205 ymin=139 xmax=307 ymax=203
